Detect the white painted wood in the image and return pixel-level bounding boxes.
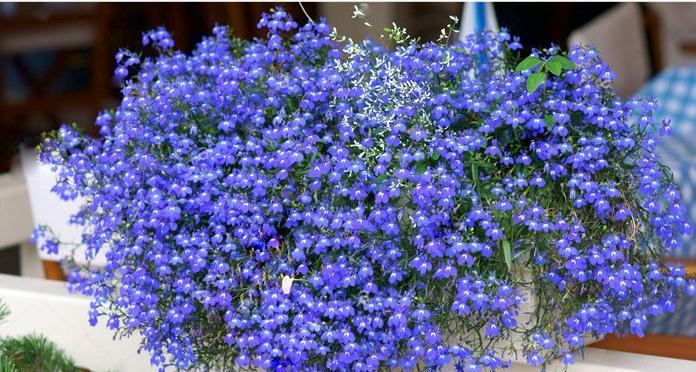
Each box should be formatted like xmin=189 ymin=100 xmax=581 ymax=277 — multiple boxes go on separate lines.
xmin=0 ymin=274 xmax=153 ymax=371
xmin=0 ymin=166 xmax=33 ymax=249
xmin=509 ymin=348 xmax=696 ymax=372
xmin=18 ymin=241 xmax=43 ymax=278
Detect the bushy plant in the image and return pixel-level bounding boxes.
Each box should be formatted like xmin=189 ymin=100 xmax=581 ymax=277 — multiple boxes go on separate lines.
xmin=36 ymin=8 xmax=695 ymax=371
xmin=0 ymin=300 xmax=77 ymax=372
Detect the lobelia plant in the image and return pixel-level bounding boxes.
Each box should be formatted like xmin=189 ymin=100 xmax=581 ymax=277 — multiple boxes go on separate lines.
xmin=35 ymin=7 xmax=695 ymax=371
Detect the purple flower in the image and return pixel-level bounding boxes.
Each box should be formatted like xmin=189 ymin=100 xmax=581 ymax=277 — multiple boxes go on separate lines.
xmin=37 ymin=7 xmax=692 ymax=371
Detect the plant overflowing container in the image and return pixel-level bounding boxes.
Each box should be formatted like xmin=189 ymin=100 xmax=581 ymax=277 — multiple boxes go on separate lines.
xmin=36 ymin=7 xmax=695 ymax=371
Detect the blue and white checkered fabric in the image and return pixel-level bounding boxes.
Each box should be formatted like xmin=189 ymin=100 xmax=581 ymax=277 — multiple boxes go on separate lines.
xmin=638 ymin=66 xmax=696 ymax=258
xmin=640 ymin=66 xmax=696 ymax=137
xmin=637 ymin=66 xmax=696 ymax=337
xmin=656 ymin=136 xmax=696 ymax=258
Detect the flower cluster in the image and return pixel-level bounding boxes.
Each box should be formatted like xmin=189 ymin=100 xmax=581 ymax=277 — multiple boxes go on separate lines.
xmin=37 ymin=8 xmax=694 ymax=371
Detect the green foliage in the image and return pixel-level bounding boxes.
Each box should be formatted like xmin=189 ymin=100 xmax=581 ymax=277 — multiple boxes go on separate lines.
xmin=0 ymin=357 xmax=19 ymax=372
xmin=550 ymin=55 xmax=575 ymax=70
xmin=546 ymin=60 xmax=562 ymax=76
xmin=374 ymin=174 xmax=389 ymax=184
xmin=515 ymin=56 xmax=541 ymax=72
xmin=0 ymin=301 xmax=8 ymax=326
xmin=502 ymin=240 xmax=513 ymax=271
xmin=526 ymin=72 xmax=547 ymax=93
xmin=516 ymin=53 xmax=577 ymax=93
xmin=0 ymin=300 xmax=78 ymax=372
xmin=0 ymin=335 xmax=78 ymax=372
xmin=415 ymin=161 xmax=427 ymax=175
xmin=543 ymin=114 xmax=555 ymax=129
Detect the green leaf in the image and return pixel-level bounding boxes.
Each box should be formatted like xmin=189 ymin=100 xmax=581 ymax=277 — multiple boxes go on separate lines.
xmin=0 ymin=357 xmax=19 ymax=372
xmin=415 ymin=161 xmax=427 ymax=174
xmin=432 ymin=151 xmax=441 ymax=161
xmin=526 ymin=72 xmax=546 ymax=93
xmin=374 ymin=174 xmax=388 ymax=184
xmin=335 ymin=196 xmax=351 ymax=208
xmin=515 ymin=56 xmax=541 ymax=72
xmin=502 ymin=240 xmax=513 ymax=271
xmin=550 ymin=55 xmax=575 ymax=70
xmin=546 ymin=61 xmax=562 ymax=76
xmin=470 ymin=162 xmax=478 ymax=182
xmin=543 ymin=114 xmax=555 ymax=129
xmin=0 ymin=334 xmax=76 ymax=371
xmin=0 ymin=299 xmax=9 ymax=324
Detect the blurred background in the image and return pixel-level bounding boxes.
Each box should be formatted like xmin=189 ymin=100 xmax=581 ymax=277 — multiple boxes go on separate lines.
xmin=0 ymin=1 xmax=694 ymax=362
xmin=3 ymin=2 xmax=696 ymax=172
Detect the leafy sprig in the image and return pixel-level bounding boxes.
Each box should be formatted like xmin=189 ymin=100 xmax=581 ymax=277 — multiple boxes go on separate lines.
xmin=516 ymin=54 xmax=576 ymax=93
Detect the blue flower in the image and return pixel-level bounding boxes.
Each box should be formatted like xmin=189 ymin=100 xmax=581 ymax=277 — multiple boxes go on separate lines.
xmin=37 ymin=7 xmax=693 ymax=371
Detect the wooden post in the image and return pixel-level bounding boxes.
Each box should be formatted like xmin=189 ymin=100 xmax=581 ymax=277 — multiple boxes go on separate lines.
xmin=41 ymin=260 xmax=66 ymax=281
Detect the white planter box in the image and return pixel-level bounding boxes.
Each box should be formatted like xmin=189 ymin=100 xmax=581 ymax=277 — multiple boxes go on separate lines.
xmin=19 ymin=146 xmax=108 ymax=266
xmin=0 ymin=274 xmax=153 ymax=371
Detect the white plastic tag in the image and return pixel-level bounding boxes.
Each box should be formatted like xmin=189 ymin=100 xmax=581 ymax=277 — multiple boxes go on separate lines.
xmin=281 ymin=275 xmax=294 ymax=295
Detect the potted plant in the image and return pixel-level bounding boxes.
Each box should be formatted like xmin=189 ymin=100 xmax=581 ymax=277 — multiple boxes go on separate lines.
xmin=34 ymin=7 xmax=695 ymax=371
